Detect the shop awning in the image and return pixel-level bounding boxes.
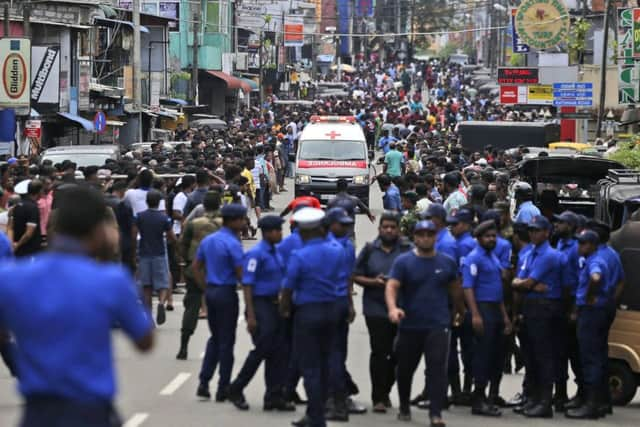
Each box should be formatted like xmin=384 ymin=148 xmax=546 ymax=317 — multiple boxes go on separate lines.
xmin=239 ymin=77 xmax=258 ymax=91
xmin=206 ymin=70 xmax=251 ymax=93
xmin=161 ymin=97 xmax=188 ymax=106
xmin=94 ymin=17 xmax=149 ymax=33
xmin=58 ymin=113 xmax=95 ymax=132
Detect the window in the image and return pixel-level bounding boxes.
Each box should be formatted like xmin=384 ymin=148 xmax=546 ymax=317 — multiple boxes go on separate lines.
xmin=206 ymin=0 xmax=229 ymax=34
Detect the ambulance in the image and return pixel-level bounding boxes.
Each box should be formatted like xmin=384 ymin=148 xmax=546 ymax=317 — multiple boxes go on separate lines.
xmin=295 ymin=115 xmax=371 ymax=207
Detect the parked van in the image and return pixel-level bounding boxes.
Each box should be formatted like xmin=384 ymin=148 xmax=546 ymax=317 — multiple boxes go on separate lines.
xmin=295 ymin=115 xmax=371 ymax=206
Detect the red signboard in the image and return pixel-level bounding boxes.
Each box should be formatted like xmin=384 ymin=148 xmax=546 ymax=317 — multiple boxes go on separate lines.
xmin=500 ymin=86 xmax=519 ymax=105
xmin=497 ymin=67 xmax=539 ymax=84
xmin=24 ymin=119 xmax=41 ymax=138
xmin=298 ymin=160 xmax=367 ymax=169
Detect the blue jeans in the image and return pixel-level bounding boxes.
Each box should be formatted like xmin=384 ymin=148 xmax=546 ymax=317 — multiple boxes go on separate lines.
xmin=199 ymin=286 xmax=239 ymax=392
xmin=295 ymin=302 xmax=339 ymax=427
xmin=231 ymin=296 xmax=287 ymax=402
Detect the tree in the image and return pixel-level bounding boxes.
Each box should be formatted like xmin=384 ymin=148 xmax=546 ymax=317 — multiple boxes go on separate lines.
xmin=412 ymin=0 xmax=458 ymax=49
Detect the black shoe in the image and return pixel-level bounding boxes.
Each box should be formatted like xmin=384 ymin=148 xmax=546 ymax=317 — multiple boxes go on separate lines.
xmin=553 ymin=393 xmax=568 ymax=412
xmin=489 ymin=395 xmax=507 ymax=407
xmin=227 ymin=387 xmax=249 ymax=411
xmin=166 ymin=304 xmax=174 ymax=311
xmin=565 ymin=403 xmax=600 ymax=419
xmin=383 ymin=396 xmax=392 ymax=408
xmin=287 ymin=391 xmax=307 ymax=405
xmin=176 ymin=348 xmax=187 ymax=360
xmin=291 ymin=415 xmax=310 ymax=427
xmin=397 ymin=409 xmax=412 ymax=421
xmin=524 ymin=402 xmax=553 ymax=418
xmin=215 ymin=389 xmax=227 ymax=402
xmin=156 ymin=304 xmax=166 ymax=325
xmin=197 ymin=384 xmax=211 ymax=400
xmin=471 ymin=401 xmax=502 ymax=417
xmin=326 ymin=408 xmax=349 ymax=422
xmin=347 ymin=397 xmax=367 ymax=414
xmin=410 ymin=392 xmax=427 ymax=406
xmin=563 ymin=394 xmax=583 ymax=411
xmin=449 ymin=392 xmax=472 ymax=406
xmin=598 ymin=403 xmax=612 ymax=417
xmin=264 ymin=399 xmax=296 ymax=412
xmin=514 ymin=399 xmax=536 ymax=415
xmin=347 ymin=379 xmax=360 ymax=396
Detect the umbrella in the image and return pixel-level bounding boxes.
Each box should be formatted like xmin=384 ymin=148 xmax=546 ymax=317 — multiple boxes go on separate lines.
xmin=330 ymin=64 xmax=355 ymax=73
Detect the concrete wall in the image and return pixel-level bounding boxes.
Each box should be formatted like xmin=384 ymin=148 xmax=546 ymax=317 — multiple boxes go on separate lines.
xmin=580 ymin=65 xmax=621 ymax=110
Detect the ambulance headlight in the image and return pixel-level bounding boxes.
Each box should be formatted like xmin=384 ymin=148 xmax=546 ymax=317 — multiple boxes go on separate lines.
xmin=353 ymin=175 xmax=369 ymax=185
xmin=296 ymin=174 xmax=311 ymax=184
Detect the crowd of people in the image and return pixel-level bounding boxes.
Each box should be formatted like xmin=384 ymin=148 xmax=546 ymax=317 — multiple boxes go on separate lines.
xmin=0 ymin=57 xmax=631 ymax=427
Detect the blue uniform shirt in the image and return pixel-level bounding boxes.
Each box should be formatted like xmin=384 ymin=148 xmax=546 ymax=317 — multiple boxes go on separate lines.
xmin=0 ymin=252 xmax=151 ymax=401
xmin=277 ymin=229 xmax=303 ymax=265
xmin=0 ymin=231 xmax=12 ymax=260
xmin=576 ymin=252 xmax=610 ymax=307
xmin=515 ymin=201 xmax=541 ymax=224
xmin=196 ymin=226 xmax=244 ymax=286
xmin=383 ymin=184 xmax=402 ymax=211
xmin=557 ymin=237 xmax=580 ymax=294
xmin=455 ymin=232 xmax=476 ymax=266
xmin=461 ymin=246 xmax=503 ymax=302
xmin=597 ymin=244 xmax=624 ymax=296
xmin=329 ymin=232 xmax=356 ymax=297
xmin=517 ymin=240 xmax=564 ymax=299
xmin=282 ymin=237 xmax=346 ymax=306
xmin=389 ymin=250 xmax=458 ymax=330
xmin=436 ymin=228 xmax=458 ymax=262
xmin=242 ymin=240 xmax=285 ymax=297
xmin=517 ymin=243 xmax=533 ymax=272
xmin=494 ymin=236 xmax=512 ymax=269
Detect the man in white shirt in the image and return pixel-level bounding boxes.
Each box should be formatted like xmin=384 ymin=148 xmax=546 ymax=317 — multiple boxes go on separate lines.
xmin=172 ymin=175 xmax=196 ymax=237
xmin=124 ymin=169 xmax=166 ymax=215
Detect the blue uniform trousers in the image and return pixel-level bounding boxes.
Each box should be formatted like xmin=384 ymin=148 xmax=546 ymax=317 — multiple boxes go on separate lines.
xmin=448 ymin=313 xmax=473 ymax=391
xmin=556 ymin=316 xmax=583 ymax=390
xmin=577 ymin=306 xmax=611 ymax=402
xmin=522 ymin=298 xmax=563 ymax=402
xmin=284 ymin=309 xmax=302 ymax=398
xmin=21 ymin=397 xmax=120 ymax=427
xmin=294 ymin=302 xmax=339 ymax=427
xmin=472 ymin=303 xmax=505 ymax=390
xmin=231 ymin=296 xmax=287 ymax=402
xmin=396 ymin=328 xmax=451 ymax=419
xmin=199 ymin=286 xmax=239 ymax=391
xmin=328 ymin=297 xmax=350 ymax=401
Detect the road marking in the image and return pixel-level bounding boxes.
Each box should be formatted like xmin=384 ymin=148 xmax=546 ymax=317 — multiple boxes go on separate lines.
xmin=159 ymin=372 xmax=192 ymax=396
xmin=123 ymin=413 xmax=149 ymax=427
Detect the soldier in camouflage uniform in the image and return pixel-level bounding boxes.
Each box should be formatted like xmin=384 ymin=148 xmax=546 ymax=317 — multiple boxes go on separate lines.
xmin=176 ymin=191 xmax=223 ymax=360
xmin=399 ymin=191 xmax=421 ymax=239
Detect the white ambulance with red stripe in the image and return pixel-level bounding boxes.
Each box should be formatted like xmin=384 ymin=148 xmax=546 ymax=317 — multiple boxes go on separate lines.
xmin=295 ymin=115 xmax=371 ymax=207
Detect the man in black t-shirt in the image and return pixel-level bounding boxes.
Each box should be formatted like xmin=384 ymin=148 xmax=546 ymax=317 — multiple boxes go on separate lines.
xmin=12 ymin=180 xmax=43 ymax=258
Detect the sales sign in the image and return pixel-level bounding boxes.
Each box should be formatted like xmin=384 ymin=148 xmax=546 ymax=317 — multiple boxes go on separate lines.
xmin=0 ymin=38 xmax=31 ymax=109
xmin=498 ymin=67 xmax=539 ymax=84
xmin=499 ymin=85 xmax=528 ymax=105
xmin=24 ymin=119 xmax=41 ymax=138
xmin=527 ymin=85 xmax=553 ymax=105
xmin=284 ymin=17 xmax=304 ymax=47
xmin=617 ymin=8 xmax=639 ymax=104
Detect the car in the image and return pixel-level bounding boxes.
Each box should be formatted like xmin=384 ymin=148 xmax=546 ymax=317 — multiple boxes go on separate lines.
xmin=190 ymin=118 xmax=228 ymax=130
xmin=40 ymin=145 xmax=120 ymax=168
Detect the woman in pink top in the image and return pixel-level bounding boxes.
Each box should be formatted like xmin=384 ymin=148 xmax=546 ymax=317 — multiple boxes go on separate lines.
xmin=37 ymin=177 xmax=53 ymax=240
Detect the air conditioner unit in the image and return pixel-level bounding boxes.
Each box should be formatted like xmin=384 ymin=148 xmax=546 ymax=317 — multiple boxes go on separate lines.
xmin=235 ymin=52 xmax=248 ymax=71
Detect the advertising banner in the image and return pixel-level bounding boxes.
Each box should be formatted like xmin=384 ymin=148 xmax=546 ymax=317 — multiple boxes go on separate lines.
xmin=31 ymin=46 xmax=60 ymax=112
xmin=284 ymin=17 xmax=304 ymax=47
xmin=0 ymin=38 xmax=31 ymax=109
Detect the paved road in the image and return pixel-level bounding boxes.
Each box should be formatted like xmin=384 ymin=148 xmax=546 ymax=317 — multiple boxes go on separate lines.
xmin=0 ymin=181 xmax=638 ymax=426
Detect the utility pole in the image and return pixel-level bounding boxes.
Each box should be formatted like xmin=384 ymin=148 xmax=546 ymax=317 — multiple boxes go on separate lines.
xmin=259 ymin=30 xmax=264 ymax=108
xmin=596 ymin=0 xmax=611 ymax=139
xmin=191 ymin=12 xmax=199 ymax=105
xmin=3 ymin=3 xmax=9 ymax=36
xmin=22 ymin=1 xmax=30 ymax=37
xmin=133 ymin=0 xmax=142 ymax=143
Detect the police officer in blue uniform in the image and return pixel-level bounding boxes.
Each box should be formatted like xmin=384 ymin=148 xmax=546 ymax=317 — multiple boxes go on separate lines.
xmin=446 ymin=208 xmax=476 ymax=406
xmin=386 ymin=220 xmax=465 ymax=427
xmin=226 ymin=215 xmax=295 ymax=412
xmin=566 ymin=229 xmax=611 ymax=419
xmin=194 ymin=203 xmax=246 ymax=402
xmin=280 ymin=207 xmax=347 ymax=427
xmin=552 ymin=211 xmax=582 ymax=411
xmin=482 ymin=210 xmax=513 ymax=271
xmin=513 ymin=182 xmax=540 ymax=224
xmin=462 ymin=220 xmax=512 ymax=417
xmin=511 ymin=216 xmax=565 ymax=418
xmin=325 ymin=207 xmax=356 ymax=421
xmin=0 ymin=186 xmax=153 ymax=427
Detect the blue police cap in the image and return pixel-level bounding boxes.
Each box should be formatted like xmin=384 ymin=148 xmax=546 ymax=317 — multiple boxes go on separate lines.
xmin=414 ymin=220 xmax=437 ymax=232
xmin=220 ymin=203 xmax=247 ymax=218
xmin=553 ymin=211 xmax=578 ymax=226
xmin=446 ymin=208 xmax=473 ymax=224
xmin=474 ymin=219 xmax=497 ymax=238
xmin=324 ymin=207 xmax=355 ymax=226
xmin=575 ymin=229 xmax=600 ymax=244
xmin=258 ymin=215 xmax=285 ymax=230
xmin=422 ymin=203 xmax=446 ymax=220
xmin=528 ymin=215 xmax=552 ymax=230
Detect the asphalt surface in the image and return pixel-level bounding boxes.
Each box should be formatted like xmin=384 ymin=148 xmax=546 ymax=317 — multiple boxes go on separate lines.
xmin=0 ymin=180 xmax=638 ymax=426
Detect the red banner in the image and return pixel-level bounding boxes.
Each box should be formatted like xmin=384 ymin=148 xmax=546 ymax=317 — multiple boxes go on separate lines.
xmin=500 ymin=86 xmax=518 ymax=105
xmin=298 ymin=160 xmax=367 ymax=169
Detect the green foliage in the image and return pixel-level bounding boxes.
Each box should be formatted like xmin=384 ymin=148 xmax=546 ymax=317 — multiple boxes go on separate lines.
xmin=413 ymin=0 xmax=457 ymax=49
xmin=568 ymin=18 xmax=591 ymax=64
xmin=509 ymin=54 xmax=525 ymax=66
xmin=438 ymin=42 xmax=460 ymax=59
xmin=608 ymin=138 xmax=640 ymax=169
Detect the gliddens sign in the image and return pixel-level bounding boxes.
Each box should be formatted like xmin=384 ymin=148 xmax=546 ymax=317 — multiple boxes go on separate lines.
xmin=0 ymin=38 xmax=31 ymax=109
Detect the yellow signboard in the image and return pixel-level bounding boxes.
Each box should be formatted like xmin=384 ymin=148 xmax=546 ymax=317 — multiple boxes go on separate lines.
xmin=515 ymin=0 xmax=570 ymax=50
xmin=528 ymin=85 xmax=553 ymax=105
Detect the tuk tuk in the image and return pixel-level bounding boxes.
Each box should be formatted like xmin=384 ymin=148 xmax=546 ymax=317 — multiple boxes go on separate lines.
xmin=548 ymin=142 xmax=591 ymax=151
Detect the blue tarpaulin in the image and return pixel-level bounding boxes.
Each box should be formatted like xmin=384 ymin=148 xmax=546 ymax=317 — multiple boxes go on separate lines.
xmin=58 ymin=112 xmax=95 ymax=131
